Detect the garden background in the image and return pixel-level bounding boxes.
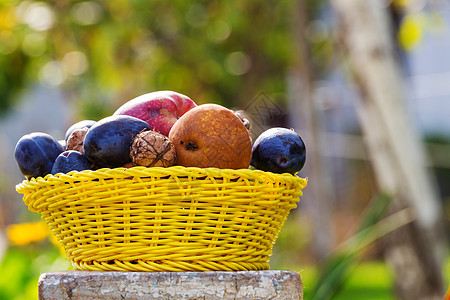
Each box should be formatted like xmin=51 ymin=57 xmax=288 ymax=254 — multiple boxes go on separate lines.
xmin=0 ymin=1 xmax=449 ymax=299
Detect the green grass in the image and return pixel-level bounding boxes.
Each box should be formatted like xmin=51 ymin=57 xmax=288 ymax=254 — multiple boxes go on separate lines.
xmin=300 ymin=260 xmax=396 ymax=300
xmin=0 ymin=243 xmax=71 ymax=300
xmin=298 ymin=255 xmax=450 ymax=300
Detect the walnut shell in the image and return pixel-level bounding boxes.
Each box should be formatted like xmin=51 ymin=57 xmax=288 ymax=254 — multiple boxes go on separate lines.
xmin=66 ymin=127 xmax=89 ymax=154
xmin=130 ymin=130 xmax=177 ymax=167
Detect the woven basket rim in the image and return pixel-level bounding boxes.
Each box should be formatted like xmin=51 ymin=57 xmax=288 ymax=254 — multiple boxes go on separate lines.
xmin=16 ymin=165 xmax=307 ymax=191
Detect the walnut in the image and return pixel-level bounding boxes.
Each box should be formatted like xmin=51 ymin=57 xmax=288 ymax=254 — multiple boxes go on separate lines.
xmin=130 ymin=130 xmax=177 ymax=167
xmin=66 ymin=127 xmax=89 ymax=154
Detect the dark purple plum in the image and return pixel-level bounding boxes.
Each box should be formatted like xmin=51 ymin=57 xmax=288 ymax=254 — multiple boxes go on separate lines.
xmin=83 ymin=115 xmax=150 ymax=168
xmin=251 ymin=127 xmax=306 ymax=175
xmin=51 ymin=150 xmax=93 ymax=174
xmin=15 ymin=132 xmax=64 ymax=179
xmin=64 ymin=120 xmax=96 ymax=141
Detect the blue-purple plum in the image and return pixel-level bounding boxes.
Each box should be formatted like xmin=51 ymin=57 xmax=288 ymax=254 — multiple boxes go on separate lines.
xmin=83 ymin=115 xmax=150 ymax=168
xmin=65 ymin=120 xmax=96 ymax=141
xmin=251 ymin=127 xmax=306 ymax=174
xmin=51 ymin=150 xmax=93 ymax=174
xmin=15 ymin=132 xmax=64 ymax=179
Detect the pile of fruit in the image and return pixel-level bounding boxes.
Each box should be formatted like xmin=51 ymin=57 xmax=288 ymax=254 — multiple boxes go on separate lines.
xmin=14 ymin=91 xmax=306 ymax=179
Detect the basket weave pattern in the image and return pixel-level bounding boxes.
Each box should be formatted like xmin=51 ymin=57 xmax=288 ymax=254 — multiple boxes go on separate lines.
xmin=16 ymin=166 xmax=307 ymax=272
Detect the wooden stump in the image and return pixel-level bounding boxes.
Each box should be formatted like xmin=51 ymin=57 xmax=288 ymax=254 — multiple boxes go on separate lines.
xmin=38 ymin=270 xmax=303 ymax=300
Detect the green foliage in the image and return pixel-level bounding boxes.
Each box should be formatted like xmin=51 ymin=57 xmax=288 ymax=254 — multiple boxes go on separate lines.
xmin=270 ymin=213 xmax=312 ymax=268
xmin=308 ymin=192 xmax=394 ymax=300
xmin=302 ymin=261 xmax=396 ymax=300
xmin=0 ymin=241 xmax=70 ymax=300
xmin=0 ymin=247 xmax=36 ymax=299
xmin=0 ymin=0 xmax=309 ymax=120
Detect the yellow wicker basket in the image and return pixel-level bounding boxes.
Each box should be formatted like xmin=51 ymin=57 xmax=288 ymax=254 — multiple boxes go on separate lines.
xmin=16 ymin=166 xmax=307 ymax=272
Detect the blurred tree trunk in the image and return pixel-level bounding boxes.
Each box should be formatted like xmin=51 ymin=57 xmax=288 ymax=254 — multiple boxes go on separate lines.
xmin=331 ymin=0 xmax=446 ymax=299
xmin=288 ymin=0 xmax=335 ymax=261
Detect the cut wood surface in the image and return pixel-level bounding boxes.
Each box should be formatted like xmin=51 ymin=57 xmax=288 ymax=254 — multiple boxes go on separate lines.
xmin=39 ymin=270 xmax=303 ymax=300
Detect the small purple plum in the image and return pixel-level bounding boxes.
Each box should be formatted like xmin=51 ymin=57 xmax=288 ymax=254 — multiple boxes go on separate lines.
xmin=251 ymin=127 xmax=306 ymax=174
xmin=15 ymin=132 xmax=64 ymax=179
xmin=51 ymin=150 xmax=93 ymax=174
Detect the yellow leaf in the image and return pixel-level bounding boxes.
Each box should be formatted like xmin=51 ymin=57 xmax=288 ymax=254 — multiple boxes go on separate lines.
xmin=398 ymin=14 xmax=425 ymax=51
xmin=6 ymin=222 xmax=50 ymax=246
xmin=0 ymin=5 xmax=17 ymax=31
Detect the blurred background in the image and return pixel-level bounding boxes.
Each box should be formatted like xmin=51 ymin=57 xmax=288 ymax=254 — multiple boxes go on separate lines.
xmin=0 ymin=0 xmax=449 ymax=299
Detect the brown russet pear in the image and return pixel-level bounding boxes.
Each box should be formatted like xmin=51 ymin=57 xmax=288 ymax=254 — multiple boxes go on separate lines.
xmin=168 ymin=104 xmax=252 ymax=169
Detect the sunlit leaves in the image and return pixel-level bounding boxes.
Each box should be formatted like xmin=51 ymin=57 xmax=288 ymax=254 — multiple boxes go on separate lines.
xmin=71 ymin=1 xmax=104 ymax=26
xmin=0 ymin=0 xmax=303 ymax=117
xmin=16 ymin=1 xmax=55 ymax=32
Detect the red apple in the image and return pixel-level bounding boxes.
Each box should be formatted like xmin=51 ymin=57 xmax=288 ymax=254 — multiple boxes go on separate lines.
xmin=113 ymin=91 xmax=197 ymax=136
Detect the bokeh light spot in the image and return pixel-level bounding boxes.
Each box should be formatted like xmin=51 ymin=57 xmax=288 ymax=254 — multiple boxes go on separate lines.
xmin=17 ymin=1 xmax=54 ymax=31
xmin=0 ymin=5 xmax=17 ymax=31
xmin=22 ymin=32 xmax=46 ymax=57
xmin=185 ymin=3 xmax=208 ymax=27
xmin=63 ymin=51 xmax=88 ymax=76
xmin=207 ymin=20 xmax=231 ymax=43
xmin=398 ymin=13 xmax=425 ymax=51
xmin=225 ymin=51 xmax=251 ymax=76
xmin=0 ymin=31 xmax=19 ymax=54
xmin=71 ymin=1 xmax=104 ymax=26
xmin=39 ymin=61 xmax=67 ymax=86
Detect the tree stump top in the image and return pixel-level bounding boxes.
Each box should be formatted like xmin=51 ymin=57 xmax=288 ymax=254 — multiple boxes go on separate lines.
xmin=39 ymin=270 xmax=303 ymax=300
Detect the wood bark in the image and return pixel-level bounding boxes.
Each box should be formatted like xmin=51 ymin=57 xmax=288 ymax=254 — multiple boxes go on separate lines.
xmin=331 ymin=0 xmax=446 ymax=299
xmin=38 ymin=271 xmax=303 ymax=300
